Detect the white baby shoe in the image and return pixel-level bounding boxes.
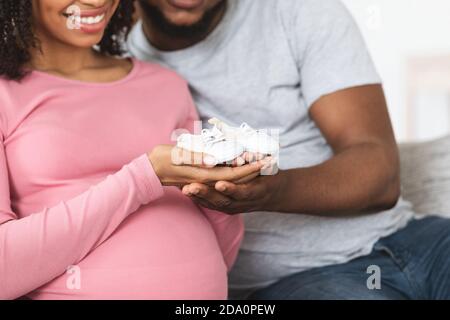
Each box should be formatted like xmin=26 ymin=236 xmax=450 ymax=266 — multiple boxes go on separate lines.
xmin=177 ymin=126 xmax=245 ymax=164
xmin=209 ymin=118 xmax=280 ymax=156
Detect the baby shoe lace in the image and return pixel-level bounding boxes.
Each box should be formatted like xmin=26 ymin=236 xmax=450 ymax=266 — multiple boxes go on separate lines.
xmin=201 ymin=128 xmax=226 ymax=148
xmin=239 ymin=123 xmax=258 ymax=136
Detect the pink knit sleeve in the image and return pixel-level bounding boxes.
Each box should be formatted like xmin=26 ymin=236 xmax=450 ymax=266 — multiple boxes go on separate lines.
xmin=0 ymin=136 xmax=164 ymax=299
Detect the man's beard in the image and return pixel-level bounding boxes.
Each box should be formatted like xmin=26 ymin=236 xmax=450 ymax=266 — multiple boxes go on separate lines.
xmin=138 ymin=0 xmax=227 ymax=39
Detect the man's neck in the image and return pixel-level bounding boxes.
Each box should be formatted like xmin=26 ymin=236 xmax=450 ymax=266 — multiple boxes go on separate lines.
xmin=140 ymin=2 xmax=227 ymax=52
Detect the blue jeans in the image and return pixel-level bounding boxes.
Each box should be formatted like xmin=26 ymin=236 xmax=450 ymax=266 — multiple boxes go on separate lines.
xmin=248 ymin=216 xmax=450 ymax=300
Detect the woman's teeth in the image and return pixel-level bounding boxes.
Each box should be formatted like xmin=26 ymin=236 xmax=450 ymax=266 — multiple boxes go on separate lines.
xmin=78 ymin=13 xmax=105 ymax=25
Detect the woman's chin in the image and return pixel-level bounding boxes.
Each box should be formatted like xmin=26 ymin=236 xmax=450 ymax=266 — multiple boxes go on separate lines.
xmin=64 ymin=35 xmax=105 ymax=49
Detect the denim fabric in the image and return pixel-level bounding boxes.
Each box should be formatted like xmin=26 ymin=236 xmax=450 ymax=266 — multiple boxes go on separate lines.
xmin=248 ymin=217 xmax=450 ymax=300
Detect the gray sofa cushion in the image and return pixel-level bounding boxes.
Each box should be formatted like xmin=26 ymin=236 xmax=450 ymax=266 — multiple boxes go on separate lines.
xmin=399 ymin=135 xmax=450 ymax=218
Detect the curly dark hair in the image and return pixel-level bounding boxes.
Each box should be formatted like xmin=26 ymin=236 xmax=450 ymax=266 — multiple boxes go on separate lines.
xmin=0 ymin=0 xmax=135 ymax=81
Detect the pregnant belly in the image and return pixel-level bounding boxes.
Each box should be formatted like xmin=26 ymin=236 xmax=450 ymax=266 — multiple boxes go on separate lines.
xmin=28 ymin=188 xmax=228 ymax=300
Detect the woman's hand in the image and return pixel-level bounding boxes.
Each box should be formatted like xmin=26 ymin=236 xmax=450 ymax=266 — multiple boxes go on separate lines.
xmin=147 ymin=145 xmax=268 ymax=187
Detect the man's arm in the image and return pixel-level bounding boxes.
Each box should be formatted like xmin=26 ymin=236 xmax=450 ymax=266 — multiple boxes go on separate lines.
xmin=184 ymin=84 xmax=401 ymax=217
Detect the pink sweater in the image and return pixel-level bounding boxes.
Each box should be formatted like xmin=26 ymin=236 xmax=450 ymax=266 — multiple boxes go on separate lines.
xmin=0 ymin=59 xmax=243 ymax=300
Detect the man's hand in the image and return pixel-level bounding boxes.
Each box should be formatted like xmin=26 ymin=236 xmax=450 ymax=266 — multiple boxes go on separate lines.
xmin=183 ymin=85 xmax=402 ymax=217
xmin=182 ymin=157 xmax=281 ymax=214
xmin=182 ymin=173 xmax=284 ymax=215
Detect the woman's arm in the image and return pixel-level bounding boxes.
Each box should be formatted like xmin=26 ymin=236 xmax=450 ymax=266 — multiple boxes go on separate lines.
xmin=0 ymin=147 xmax=262 ymax=300
xmin=0 ymin=140 xmax=164 ymax=299
xmin=0 ymin=80 xmax=263 ymax=299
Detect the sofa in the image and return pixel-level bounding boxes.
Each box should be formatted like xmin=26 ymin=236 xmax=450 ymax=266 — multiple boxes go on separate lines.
xmin=399 ymin=134 xmax=450 ymax=218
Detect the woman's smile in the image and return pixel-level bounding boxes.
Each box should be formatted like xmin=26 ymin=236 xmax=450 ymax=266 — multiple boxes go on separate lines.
xmin=63 ymin=3 xmax=112 ymax=34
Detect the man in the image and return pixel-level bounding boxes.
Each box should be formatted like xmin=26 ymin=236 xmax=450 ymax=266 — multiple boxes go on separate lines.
xmin=128 ymin=0 xmax=450 ymax=299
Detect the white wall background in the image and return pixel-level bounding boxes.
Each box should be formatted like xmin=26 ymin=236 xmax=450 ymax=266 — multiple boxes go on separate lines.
xmin=342 ymin=0 xmax=450 ymax=142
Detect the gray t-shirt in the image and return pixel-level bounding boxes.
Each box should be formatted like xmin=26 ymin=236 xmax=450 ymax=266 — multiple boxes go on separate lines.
xmin=128 ymin=0 xmax=414 ymax=298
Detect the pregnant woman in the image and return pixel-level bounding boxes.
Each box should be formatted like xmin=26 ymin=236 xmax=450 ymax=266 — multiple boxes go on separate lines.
xmin=0 ymin=0 xmax=264 ymax=299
